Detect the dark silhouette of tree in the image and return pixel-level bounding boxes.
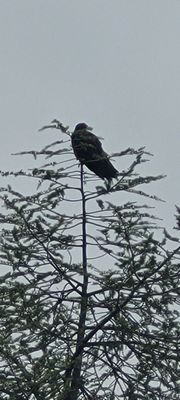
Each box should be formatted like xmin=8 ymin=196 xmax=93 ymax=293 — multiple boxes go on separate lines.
xmin=0 ymin=120 xmax=179 ymax=400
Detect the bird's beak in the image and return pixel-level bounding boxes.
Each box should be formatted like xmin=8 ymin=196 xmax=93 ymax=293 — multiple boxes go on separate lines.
xmin=87 ymin=125 xmax=93 ymax=131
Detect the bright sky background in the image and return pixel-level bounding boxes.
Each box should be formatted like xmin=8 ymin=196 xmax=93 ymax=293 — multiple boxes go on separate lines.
xmin=0 ymin=0 xmax=179 ymax=229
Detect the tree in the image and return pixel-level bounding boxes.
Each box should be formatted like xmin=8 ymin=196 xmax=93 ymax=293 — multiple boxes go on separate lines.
xmin=0 ymin=120 xmax=179 ymax=400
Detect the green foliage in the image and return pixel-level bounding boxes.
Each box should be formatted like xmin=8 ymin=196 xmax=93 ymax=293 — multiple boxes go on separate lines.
xmin=0 ymin=121 xmax=179 ymax=400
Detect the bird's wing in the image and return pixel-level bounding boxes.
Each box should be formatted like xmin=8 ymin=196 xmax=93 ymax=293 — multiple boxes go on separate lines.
xmin=71 ymin=129 xmax=105 ymax=160
xmin=80 ymin=131 xmax=103 ymax=154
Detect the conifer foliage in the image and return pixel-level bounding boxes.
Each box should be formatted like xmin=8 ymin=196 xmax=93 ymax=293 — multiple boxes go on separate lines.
xmin=0 ymin=121 xmax=179 ymax=400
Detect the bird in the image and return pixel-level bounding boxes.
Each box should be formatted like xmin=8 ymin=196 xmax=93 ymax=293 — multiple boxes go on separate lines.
xmin=71 ymin=123 xmax=118 ymax=183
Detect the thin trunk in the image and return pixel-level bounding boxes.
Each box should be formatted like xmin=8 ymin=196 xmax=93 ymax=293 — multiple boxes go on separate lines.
xmin=63 ymin=164 xmax=88 ymax=400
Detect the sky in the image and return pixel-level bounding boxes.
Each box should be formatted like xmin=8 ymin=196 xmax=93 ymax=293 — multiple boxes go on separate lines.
xmin=0 ymin=0 xmax=180 ymax=229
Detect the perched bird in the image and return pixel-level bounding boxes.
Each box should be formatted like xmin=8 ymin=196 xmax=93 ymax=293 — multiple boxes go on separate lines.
xmin=71 ymin=123 xmax=118 ymax=183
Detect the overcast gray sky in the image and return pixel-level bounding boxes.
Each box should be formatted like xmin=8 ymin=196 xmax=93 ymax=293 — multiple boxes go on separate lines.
xmin=0 ymin=0 xmax=179 ymax=228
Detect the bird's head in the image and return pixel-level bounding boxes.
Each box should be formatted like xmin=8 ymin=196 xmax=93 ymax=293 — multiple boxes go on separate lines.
xmin=74 ymin=123 xmax=93 ymax=132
